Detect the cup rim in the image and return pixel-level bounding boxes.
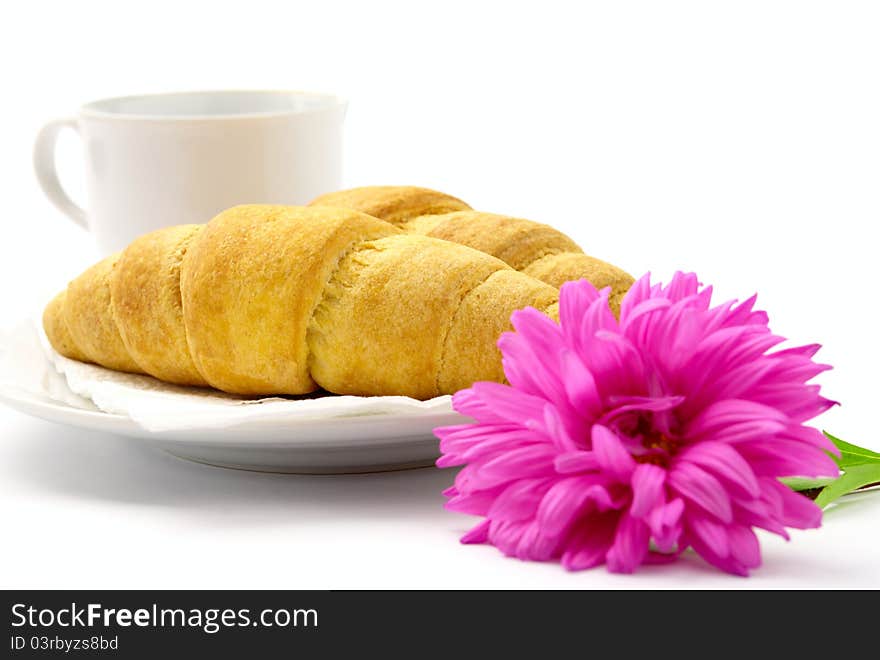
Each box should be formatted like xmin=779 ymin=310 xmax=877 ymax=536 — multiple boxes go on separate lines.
xmin=79 ymin=89 xmax=346 ymax=121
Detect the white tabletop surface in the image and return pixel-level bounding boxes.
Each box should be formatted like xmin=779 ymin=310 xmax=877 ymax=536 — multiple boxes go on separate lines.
xmin=2 ymin=1 xmax=879 ymax=589
xmin=1 ymin=407 xmax=879 ymax=589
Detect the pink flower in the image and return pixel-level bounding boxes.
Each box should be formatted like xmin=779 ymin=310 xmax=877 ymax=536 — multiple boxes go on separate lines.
xmin=435 ymin=272 xmax=839 ymax=576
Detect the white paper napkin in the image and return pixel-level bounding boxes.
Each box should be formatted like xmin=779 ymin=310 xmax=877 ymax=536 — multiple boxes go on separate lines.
xmin=0 ymin=320 xmax=455 ymax=433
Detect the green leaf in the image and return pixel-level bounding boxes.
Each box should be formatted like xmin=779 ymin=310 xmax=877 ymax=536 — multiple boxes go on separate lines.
xmin=824 ymin=431 xmax=880 ymax=467
xmin=780 ymin=476 xmax=837 ymax=492
xmin=814 ymin=463 xmax=880 ymax=508
xmin=781 ymin=433 xmax=880 ymax=506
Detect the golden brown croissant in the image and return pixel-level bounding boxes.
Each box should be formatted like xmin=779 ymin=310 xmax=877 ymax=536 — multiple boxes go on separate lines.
xmin=43 ymin=205 xmax=558 ymax=398
xmin=309 ymin=186 xmax=634 ymax=313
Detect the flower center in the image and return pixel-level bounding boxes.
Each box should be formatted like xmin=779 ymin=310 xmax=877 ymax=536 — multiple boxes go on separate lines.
xmin=636 ymin=433 xmax=678 ymax=466
xmin=620 ymin=413 xmax=682 ymax=467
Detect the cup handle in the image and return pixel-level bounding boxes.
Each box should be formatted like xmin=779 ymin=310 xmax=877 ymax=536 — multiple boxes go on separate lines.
xmin=33 ymin=118 xmax=88 ymax=230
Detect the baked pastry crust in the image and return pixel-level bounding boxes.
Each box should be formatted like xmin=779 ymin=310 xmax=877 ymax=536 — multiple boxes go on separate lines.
xmin=111 ymin=224 xmax=207 ymax=386
xmin=63 ymin=253 xmax=144 ymax=374
xmin=179 ymin=205 xmax=400 ymax=394
xmin=309 ymin=185 xmax=470 ymax=226
xmin=311 ymin=186 xmax=634 ymax=313
xmin=44 ymin=204 xmax=559 ymax=398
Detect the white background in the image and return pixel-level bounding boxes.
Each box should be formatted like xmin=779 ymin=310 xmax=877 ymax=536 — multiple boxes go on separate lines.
xmin=1 ymin=1 xmax=878 ymax=588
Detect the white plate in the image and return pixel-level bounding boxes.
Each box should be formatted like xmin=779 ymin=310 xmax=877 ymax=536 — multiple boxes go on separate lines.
xmin=0 ymin=323 xmax=466 ymax=474
xmin=0 ymin=383 xmax=460 ymax=473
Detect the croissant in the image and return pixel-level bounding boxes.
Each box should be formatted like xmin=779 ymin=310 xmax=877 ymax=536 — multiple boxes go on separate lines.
xmin=309 ymin=186 xmax=634 ymax=313
xmin=43 ymin=205 xmax=559 ymax=398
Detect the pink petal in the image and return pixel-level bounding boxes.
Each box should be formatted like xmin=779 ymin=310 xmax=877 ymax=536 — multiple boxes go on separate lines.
xmin=446 ymin=489 xmax=500 ymax=516
xmin=721 ymin=293 xmax=767 ymax=328
xmin=560 ymin=512 xmax=619 ymax=571
xmin=461 ymin=519 xmax=490 ymax=544
xmin=436 ymin=422 xmax=520 ymax=448
xmin=738 ymin=439 xmax=839 ymax=479
xmin=537 ymin=476 xmax=617 ymax=537
xmin=592 ymin=425 xmax=637 ymax=482
xmin=497 ymin=332 xmax=570 ymax=409
xmin=646 ymin=497 xmax=684 ymax=552
xmin=703 ymin=358 xmax=782 ymax=401
xmin=688 ymin=515 xmax=730 ymax=559
xmin=641 ymin=301 xmax=700 ymax=369
xmin=579 ymin=331 xmax=646 ymax=397
xmin=602 ymin=395 xmax=686 ymax=421
xmin=580 ymin=291 xmax=618 ymax=338
xmin=488 ymin=519 xmax=531 ymax=557
xmin=451 ymin=464 xmax=477 ymax=494
xmin=448 ymin=429 xmax=541 ymax=464
xmin=621 ymin=297 xmax=673 ymax=338
xmin=433 ymin=422 xmax=478 ymax=443
xmin=782 ymin=394 xmax=838 ymax=424
xmin=668 ymin=462 xmax=733 ymax=523
xmin=541 ymin=403 xmax=579 ymax=452
xmin=554 ymin=451 xmax=599 ymax=474
xmin=770 ymin=343 xmax=821 ymax=359
xmin=467 ymin=382 xmax=548 ymax=426
xmin=559 ymin=279 xmax=601 ymax=351
xmin=688 ymin=399 xmax=789 ymax=436
xmin=488 ymin=478 xmax=552 ymax=522
xmin=606 ymin=512 xmax=650 ymax=573
xmin=476 ymin=445 xmax=557 ymax=488
xmin=630 ymin=463 xmax=667 ymax=519
xmin=784 ymin=425 xmax=839 ymax=454
xmin=728 ymin=524 xmax=761 ymax=569
xmin=689 ymin=328 xmax=781 ymax=380
xmin=560 ymin=349 xmax=602 ymax=419
xmin=768 ymin=359 xmax=832 ymax=384
xmin=663 ymin=272 xmax=701 ymax=302
xmin=763 ymin=478 xmax=823 ymax=529
xmin=643 ymin=550 xmax=682 ymax=565
xmin=514 ymin=521 xmax=559 ymax=561
xmin=509 ymin=307 xmax=565 ymax=360
xmin=734 ymin=499 xmax=789 ymax=540
xmin=677 ymin=441 xmax=760 ymax=497
xmin=619 ymin=272 xmax=654 ymax=320
xmin=436 ymin=454 xmax=465 ymax=468
xmin=449 ymin=388 xmax=506 ymax=424
xmin=686 ymin=528 xmax=751 ymax=577
xmin=703 ymin=419 xmax=788 ymax=444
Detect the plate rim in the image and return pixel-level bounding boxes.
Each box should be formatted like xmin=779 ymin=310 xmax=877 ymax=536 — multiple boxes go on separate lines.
xmin=0 ymin=381 xmax=466 ymax=446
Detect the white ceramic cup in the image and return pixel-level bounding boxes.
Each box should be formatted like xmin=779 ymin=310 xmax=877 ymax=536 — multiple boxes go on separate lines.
xmin=34 ymin=90 xmax=346 ymax=254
